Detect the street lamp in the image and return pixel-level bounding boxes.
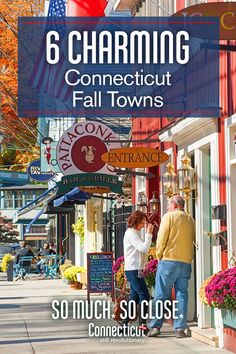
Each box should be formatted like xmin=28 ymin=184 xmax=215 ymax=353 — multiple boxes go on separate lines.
xmin=137 ymin=191 xmax=160 ymax=217
xmin=177 ymin=154 xmax=196 ymax=214
xmin=162 ymin=161 xmax=178 ymax=198
xmin=137 ymin=193 xmax=148 ymax=213
xmin=149 ymin=191 xmax=160 ymax=213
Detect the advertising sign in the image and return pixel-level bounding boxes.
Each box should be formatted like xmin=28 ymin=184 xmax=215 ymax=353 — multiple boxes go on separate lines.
xmin=173 ymin=2 xmax=236 ymax=40
xmin=101 ymin=147 xmax=169 ymax=168
xmin=40 ymin=138 xmax=60 ymax=173
xmin=27 ymin=159 xmax=55 ymax=182
xmin=56 ymin=173 xmax=123 ymax=195
xmin=87 ymin=252 xmax=114 ymax=302
xmin=56 ymin=121 xmax=120 ymax=176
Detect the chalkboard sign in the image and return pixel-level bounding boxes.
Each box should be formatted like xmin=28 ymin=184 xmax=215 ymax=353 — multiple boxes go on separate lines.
xmin=87 ymin=252 xmax=114 ymax=301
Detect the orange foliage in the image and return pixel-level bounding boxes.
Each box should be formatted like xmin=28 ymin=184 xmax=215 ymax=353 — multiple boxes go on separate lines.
xmin=0 ymin=1 xmax=44 ymax=167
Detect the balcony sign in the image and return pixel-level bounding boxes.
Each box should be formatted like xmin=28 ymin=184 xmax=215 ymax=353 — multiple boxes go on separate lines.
xmin=101 ymin=147 xmax=169 ymax=168
xmin=27 ymin=159 xmax=55 ymax=182
xmin=173 ymin=2 xmax=236 ymax=40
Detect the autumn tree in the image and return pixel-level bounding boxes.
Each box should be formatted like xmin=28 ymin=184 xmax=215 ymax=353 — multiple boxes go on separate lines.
xmin=0 ymin=0 xmax=44 ymax=170
xmin=0 ymin=213 xmax=19 ymax=243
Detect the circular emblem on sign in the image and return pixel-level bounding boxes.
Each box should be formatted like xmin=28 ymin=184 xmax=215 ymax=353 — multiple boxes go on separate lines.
xmin=71 ymin=136 xmax=107 ymax=172
xmin=57 ymin=121 xmax=120 ymax=176
xmin=27 ymin=159 xmax=55 ymax=182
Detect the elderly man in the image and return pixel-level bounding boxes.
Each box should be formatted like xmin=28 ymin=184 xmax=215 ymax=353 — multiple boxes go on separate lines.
xmin=148 ymin=195 xmax=195 ymax=338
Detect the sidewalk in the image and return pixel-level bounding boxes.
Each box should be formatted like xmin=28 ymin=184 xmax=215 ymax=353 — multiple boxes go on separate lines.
xmin=0 ymin=273 xmax=232 ymax=354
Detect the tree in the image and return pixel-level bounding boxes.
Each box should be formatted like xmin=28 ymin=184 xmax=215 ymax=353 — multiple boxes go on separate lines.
xmin=0 ymin=1 xmax=44 ymax=169
xmin=0 ymin=213 xmax=19 ymax=243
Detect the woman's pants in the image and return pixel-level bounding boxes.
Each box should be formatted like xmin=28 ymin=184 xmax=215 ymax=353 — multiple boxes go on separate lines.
xmin=125 ymin=270 xmax=150 ymax=325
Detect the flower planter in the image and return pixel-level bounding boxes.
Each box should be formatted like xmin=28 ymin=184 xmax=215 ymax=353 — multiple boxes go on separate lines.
xmin=70 ymin=281 xmax=82 ymax=290
xmin=222 ymin=309 xmax=236 ymax=330
xmin=7 ymin=260 xmax=14 ymax=282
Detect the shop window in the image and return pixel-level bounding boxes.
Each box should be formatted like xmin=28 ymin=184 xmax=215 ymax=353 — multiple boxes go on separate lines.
xmin=15 ymin=191 xmax=24 ymax=208
xmin=4 ymin=191 xmax=13 ymax=208
xmin=24 ymin=225 xmax=47 ymax=235
xmin=148 ymin=0 xmax=175 ymax=16
xmin=186 ymin=0 xmax=206 ymax=7
xmin=30 ymin=225 xmax=46 ymax=234
xmin=34 ymin=190 xmax=44 ymax=199
xmin=25 ymin=191 xmax=34 ymax=205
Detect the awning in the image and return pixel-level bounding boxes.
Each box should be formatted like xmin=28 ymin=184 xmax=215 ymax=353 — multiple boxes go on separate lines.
xmin=15 ymin=186 xmax=58 ymax=220
xmin=53 ymin=187 xmax=91 ymax=207
xmin=25 ymin=209 xmax=44 ymax=234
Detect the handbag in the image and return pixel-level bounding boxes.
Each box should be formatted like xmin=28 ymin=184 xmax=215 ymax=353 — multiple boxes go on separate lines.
xmin=113 ymin=279 xmax=127 ymax=324
xmin=113 ymin=279 xmax=139 ymax=324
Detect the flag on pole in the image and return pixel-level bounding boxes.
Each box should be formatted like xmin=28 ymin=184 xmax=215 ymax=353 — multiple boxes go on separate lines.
xmin=67 ymin=0 xmax=107 ymax=17
xmin=29 ymin=0 xmax=107 ymax=114
xmin=29 ymin=0 xmax=69 ymax=103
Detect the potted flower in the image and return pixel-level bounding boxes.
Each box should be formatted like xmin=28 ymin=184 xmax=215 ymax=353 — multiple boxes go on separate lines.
xmin=2 ymin=253 xmax=14 ymax=281
xmin=142 ymin=258 xmax=158 ymax=296
xmin=59 ymin=260 xmax=72 ymax=283
xmin=113 ymin=256 xmax=125 ymax=290
xmin=63 ymin=266 xmax=86 ymax=289
xmin=200 ymin=267 xmax=236 ymax=329
xmin=72 ymin=217 xmax=84 ymax=244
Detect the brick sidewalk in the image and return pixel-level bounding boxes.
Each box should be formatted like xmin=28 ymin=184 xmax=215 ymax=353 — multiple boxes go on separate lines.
xmin=0 ymin=274 xmax=232 ymax=354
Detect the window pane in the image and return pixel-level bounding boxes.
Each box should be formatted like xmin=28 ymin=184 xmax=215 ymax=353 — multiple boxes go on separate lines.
xmin=4 ymin=191 xmax=13 ymax=208
xmin=15 ymin=191 xmax=23 ymax=208
xmin=25 ymin=191 xmax=34 ymax=204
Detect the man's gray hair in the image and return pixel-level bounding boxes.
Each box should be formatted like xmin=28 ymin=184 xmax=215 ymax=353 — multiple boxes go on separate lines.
xmin=170 ymin=195 xmax=185 ymax=207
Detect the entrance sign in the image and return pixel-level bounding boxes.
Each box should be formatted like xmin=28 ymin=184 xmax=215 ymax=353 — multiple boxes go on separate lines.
xmin=56 ymin=173 xmax=123 ymax=194
xmin=101 ymin=147 xmax=169 ymax=168
xmin=87 ymin=252 xmax=114 ymax=302
xmin=27 ymin=159 xmax=55 ymax=182
xmin=173 ymin=2 xmax=236 ymax=40
xmin=57 ymin=121 xmax=120 ymax=176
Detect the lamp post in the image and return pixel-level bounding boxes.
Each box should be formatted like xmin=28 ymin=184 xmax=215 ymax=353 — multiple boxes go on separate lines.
xmin=177 ymin=154 xmax=196 ymax=214
xmin=162 ymin=161 xmax=178 ymax=198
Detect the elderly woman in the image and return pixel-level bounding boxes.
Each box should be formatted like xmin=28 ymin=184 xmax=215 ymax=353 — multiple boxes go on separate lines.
xmin=123 ymin=210 xmax=154 ymax=332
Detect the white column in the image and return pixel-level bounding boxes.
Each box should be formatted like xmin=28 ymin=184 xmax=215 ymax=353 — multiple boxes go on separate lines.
xmin=210 ymin=136 xmax=224 ymax=349
xmin=194 ymin=148 xmax=212 ymax=328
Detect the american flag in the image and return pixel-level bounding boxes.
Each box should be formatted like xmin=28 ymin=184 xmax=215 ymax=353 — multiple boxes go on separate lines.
xmin=29 ymin=0 xmax=71 ymax=106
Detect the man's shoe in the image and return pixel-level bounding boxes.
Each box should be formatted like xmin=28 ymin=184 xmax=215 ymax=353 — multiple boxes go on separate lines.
xmin=147 ymin=328 xmax=161 ymax=337
xmin=176 ymin=330 xmax=187 ymax=338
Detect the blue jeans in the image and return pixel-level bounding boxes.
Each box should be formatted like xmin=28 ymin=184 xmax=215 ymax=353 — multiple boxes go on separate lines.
xmin=125 ymin=270 xmax=150 ymax=325
xmin=149 ymin=260 xmax=191 ymax=331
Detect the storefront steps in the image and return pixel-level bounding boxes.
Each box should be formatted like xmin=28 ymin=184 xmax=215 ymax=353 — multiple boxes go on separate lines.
xmin=189 ymin=326 xmax=219 ymax=348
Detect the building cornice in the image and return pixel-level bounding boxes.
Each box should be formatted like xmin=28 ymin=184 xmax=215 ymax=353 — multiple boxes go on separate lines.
xmin=159 ymin=117 xmax=218 ymax=149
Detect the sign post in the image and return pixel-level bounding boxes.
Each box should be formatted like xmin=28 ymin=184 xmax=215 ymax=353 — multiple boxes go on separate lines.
xmin=87 ymin=252 xmax=114 ymax=303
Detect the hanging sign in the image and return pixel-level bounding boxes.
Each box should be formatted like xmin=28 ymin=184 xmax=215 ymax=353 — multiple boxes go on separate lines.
xmin=57 ymin=121 xmax=120 ymax=176
xmin=101 ymin=147 xmax=169 ymax=168
xmin=40 ymin=138 xmax=60 ymax=173
xmin=56 ymin=173 xmax=123 ymax=195
xmin=172 ymin=2 xmax=236 ymax=40
xmin=27 ymin=159 xmax=55 ymax=182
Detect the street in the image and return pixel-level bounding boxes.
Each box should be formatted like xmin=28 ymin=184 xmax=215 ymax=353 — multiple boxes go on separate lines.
xmin=0 ymin=274 xmax=231 ymax=354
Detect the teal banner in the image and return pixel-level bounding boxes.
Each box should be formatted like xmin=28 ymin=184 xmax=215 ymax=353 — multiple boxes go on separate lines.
xmin=57 ymin=173 xmax=123 ymax=194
